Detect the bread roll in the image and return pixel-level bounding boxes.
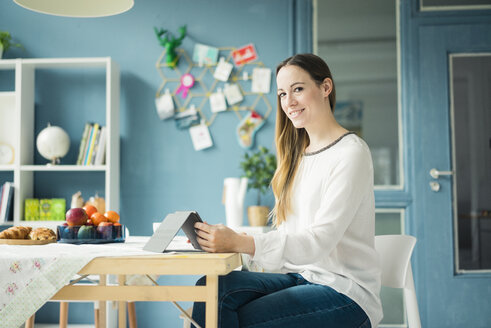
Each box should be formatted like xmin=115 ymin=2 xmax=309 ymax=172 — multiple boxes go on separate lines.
xmin=0 ymin=226 xmax=32 ymax=239
xmin=29 ymin=227 xmax=57 ymax=241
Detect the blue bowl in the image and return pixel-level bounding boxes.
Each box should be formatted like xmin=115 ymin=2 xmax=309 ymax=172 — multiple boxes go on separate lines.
xmin=57 ymin=224 xmax=125 ymax=244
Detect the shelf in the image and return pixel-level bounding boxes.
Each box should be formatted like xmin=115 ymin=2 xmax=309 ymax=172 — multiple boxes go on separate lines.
xmin=17 ymin=221 xmax=62 ymax=229
xmin=20 ymin=165 xmax=107 ymax=172
xmin=0 ymin=165 xmax=14 ymax=171
xmin=0 ymin=57 xmax=112 ymax=70
xmin=0 ymin=60 xmax=16 ymax=70
xmin=0 ymin=57 xmax=119 ymax=225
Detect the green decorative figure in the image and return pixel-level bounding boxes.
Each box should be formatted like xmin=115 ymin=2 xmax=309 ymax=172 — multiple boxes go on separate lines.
xmin=154 ymin=25 xmax=187 ymax=68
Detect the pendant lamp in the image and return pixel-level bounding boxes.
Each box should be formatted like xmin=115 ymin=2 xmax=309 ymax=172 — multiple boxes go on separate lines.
xmin=14 ymin=0 xmax=134 ymax=17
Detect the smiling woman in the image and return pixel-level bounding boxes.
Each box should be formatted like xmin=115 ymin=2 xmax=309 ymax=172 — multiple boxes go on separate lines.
xmin=191 ymin=54 xmax=382 ymax=328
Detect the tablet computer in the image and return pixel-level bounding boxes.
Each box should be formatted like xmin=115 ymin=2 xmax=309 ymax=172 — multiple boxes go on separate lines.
xmin=143 ymin=211 xmax=204 ymax=253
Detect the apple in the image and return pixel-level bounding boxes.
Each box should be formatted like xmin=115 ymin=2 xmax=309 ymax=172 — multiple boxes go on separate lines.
xmin=97 ymin=221 xmax=113 ymax=239
xmin=65 ymin=208 xmax=88 ymax=226
xmin=78 ymin=225 xmax=96 ymax=239
xmin=113 ymin=222 xmax=122 ymax=239
xmin=60 ymin=226 xmax=77 ymax=240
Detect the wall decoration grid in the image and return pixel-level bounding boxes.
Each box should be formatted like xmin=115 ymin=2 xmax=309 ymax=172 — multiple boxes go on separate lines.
xmin=155 ymin=47 xmax=273 ymax=127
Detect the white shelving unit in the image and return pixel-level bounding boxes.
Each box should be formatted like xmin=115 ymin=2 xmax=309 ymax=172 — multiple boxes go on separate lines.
xmin=0 ymin=57 xmax=120 ymax=228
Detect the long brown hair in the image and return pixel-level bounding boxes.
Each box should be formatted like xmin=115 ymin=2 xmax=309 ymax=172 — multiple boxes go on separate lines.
xmin=271 ymin=53 xmax=336 ymax=226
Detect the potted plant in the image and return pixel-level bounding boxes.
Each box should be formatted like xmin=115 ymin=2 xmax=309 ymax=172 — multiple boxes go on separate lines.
xmin=0 ymin=31 xmax=23 ymax=59
xmin=240 ymin=146 xmax=277 ymax=226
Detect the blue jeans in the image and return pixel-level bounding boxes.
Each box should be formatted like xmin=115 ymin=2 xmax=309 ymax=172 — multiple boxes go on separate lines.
xmin=191 ymin=271 xmax=371 ymax=328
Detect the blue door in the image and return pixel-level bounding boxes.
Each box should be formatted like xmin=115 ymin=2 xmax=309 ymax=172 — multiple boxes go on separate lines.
xmin=412 ymin=23 xmax=491 ymax=327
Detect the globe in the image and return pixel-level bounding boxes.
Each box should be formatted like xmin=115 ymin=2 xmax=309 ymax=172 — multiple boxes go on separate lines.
xmin=36 ymin=124 xmax=70 ymax=165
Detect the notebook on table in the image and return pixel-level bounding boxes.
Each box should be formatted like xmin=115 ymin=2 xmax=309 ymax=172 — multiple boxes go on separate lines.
xmin=143 ymin=210 xmax=204 ymax=253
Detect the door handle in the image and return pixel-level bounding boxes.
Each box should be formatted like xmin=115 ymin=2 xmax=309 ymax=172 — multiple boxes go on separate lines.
xmin=430 ymin=168 xmax=454 ymax=179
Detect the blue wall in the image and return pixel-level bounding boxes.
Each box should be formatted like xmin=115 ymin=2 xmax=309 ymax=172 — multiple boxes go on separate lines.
xmin=0 ymin=0 xmax=311 ymax=326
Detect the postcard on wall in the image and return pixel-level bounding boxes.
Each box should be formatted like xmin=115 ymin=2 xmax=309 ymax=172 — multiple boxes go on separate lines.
xmin=209 ymin=89 xmax=227 ymax=113
xmin=232 ymin=44 xmax=258 ymax=66
xmin=214 ymin=57 xmax=233 ymax=81
xmin=193 ymin=43 xmax=219 ymax=66
xmin=174 ymin=105 xmax=200 ymax=130
xmin=189 ymin=123 xmax=213 ymax=151
xmin=251 ymin=67 xmax=271 ymax=94
xmin=155 ymin=89 xmax=175 ymax=120
xmin=224 ymin=83 xmax=243 ymax=105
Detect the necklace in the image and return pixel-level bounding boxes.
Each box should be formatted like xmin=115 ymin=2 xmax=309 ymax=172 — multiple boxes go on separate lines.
xmin=304 ymin=131 xmax=355 ymax=156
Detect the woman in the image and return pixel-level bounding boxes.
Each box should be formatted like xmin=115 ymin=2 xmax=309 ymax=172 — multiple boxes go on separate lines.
xmin=192 ymin=53 xmax=382 ymax=328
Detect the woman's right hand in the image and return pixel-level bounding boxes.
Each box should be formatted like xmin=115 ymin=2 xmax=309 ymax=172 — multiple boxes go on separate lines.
xmin=194 ymin=222 xmax=255 ymax=255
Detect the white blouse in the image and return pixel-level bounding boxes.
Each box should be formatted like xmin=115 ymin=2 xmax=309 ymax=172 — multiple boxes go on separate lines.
xmin=251 ymin=134 xmax=383 ymax=327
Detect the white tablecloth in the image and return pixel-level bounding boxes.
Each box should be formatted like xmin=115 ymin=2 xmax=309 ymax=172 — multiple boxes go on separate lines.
xmin=0 ymin=237 xmax=157 ymax=328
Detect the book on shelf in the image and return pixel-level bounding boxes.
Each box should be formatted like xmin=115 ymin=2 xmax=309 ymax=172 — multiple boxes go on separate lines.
xmin=84 ymin=123 xmax=100 ymax=165
xmin=0 ymin=182 xmax=14 ymax=223
xmin=39 ymin=199 xmax=52 ymax=220
xmin=24 ymin=198 xmax=66 ymax=221
xmin=78 ymin=122 xmax=94 ymax=165
xmin=76 ymin=122 xmax=92 ymax=165
xmin=51 ymin=198 xmax=66 ymax=221
xmin=25 ymin=198 xmax=39 ymax=221
xmin=94 ymin=126 xmax=107 ymax=165
xmin=82 ymin=124 xmax=95 ymax=165
xmin=90 ymin=126 xmax=102 ymax=165
xmin=76 ymin=122 xmax=106 ymax=166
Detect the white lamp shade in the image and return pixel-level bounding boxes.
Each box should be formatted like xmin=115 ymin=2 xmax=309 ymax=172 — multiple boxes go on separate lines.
xmin=14 ymin=0 xmax=134 ymax=17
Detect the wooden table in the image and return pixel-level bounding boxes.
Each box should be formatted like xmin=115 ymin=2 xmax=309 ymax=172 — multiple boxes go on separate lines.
xmin=50 ymin=252 xmax=242 ymax=328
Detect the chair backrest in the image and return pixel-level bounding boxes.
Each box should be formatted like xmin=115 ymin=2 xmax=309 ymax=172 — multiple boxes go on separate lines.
xmin=375 ymin=235 xmax=416 ymax=288
xmin=375 ymin=234 xmax=421 ymax=328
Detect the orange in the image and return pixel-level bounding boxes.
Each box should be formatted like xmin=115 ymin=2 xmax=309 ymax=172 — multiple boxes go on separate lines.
xmin=104 ymin=211 xmax=120 ymax=223
xmin=83 ymin=205 xmax=98 ymax=218
xmin=91 ymin=212 xmax=107 ymax=226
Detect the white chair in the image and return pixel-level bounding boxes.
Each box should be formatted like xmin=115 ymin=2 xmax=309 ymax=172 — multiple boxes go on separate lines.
xmin=375 ymin=234 xmax=421 ymax=328
xmin=180 ymin=235 xmax=422 ymax=328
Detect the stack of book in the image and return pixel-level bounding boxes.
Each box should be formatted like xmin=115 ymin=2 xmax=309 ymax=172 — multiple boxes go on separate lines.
xmin=25 ymin=198 xmax=66 ymax=221
xmin=76 ymin=122 xmax=107 ymax=166
xmin=0 ymin=182 xmax=14 ymax=223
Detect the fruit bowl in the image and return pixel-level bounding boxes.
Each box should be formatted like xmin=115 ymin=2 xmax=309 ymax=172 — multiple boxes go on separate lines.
xmin=57 ymin=224 xmax=125 ymax=244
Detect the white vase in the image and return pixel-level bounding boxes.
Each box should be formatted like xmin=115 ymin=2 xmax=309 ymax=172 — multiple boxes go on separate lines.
xmin=223 ymin=177 xmax=248 ymax=228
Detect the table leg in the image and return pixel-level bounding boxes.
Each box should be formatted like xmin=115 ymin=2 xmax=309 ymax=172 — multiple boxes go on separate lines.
xmin=25 ymin=313 xmax=35 ymax=328
xmin=128 ymin=301 xmax=137 ymax=328
xmin=94 ymin=302 xmax=100 ymax=328
xmin=118 ymin=275 xmax=127 ymax=328
xmin=205 ymin=274 xmax=219 ymax=328
xmin=59 ymin=302 xmax=69 ymax=328
xmin=99 ymin=275 xmax=107 ymax=328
